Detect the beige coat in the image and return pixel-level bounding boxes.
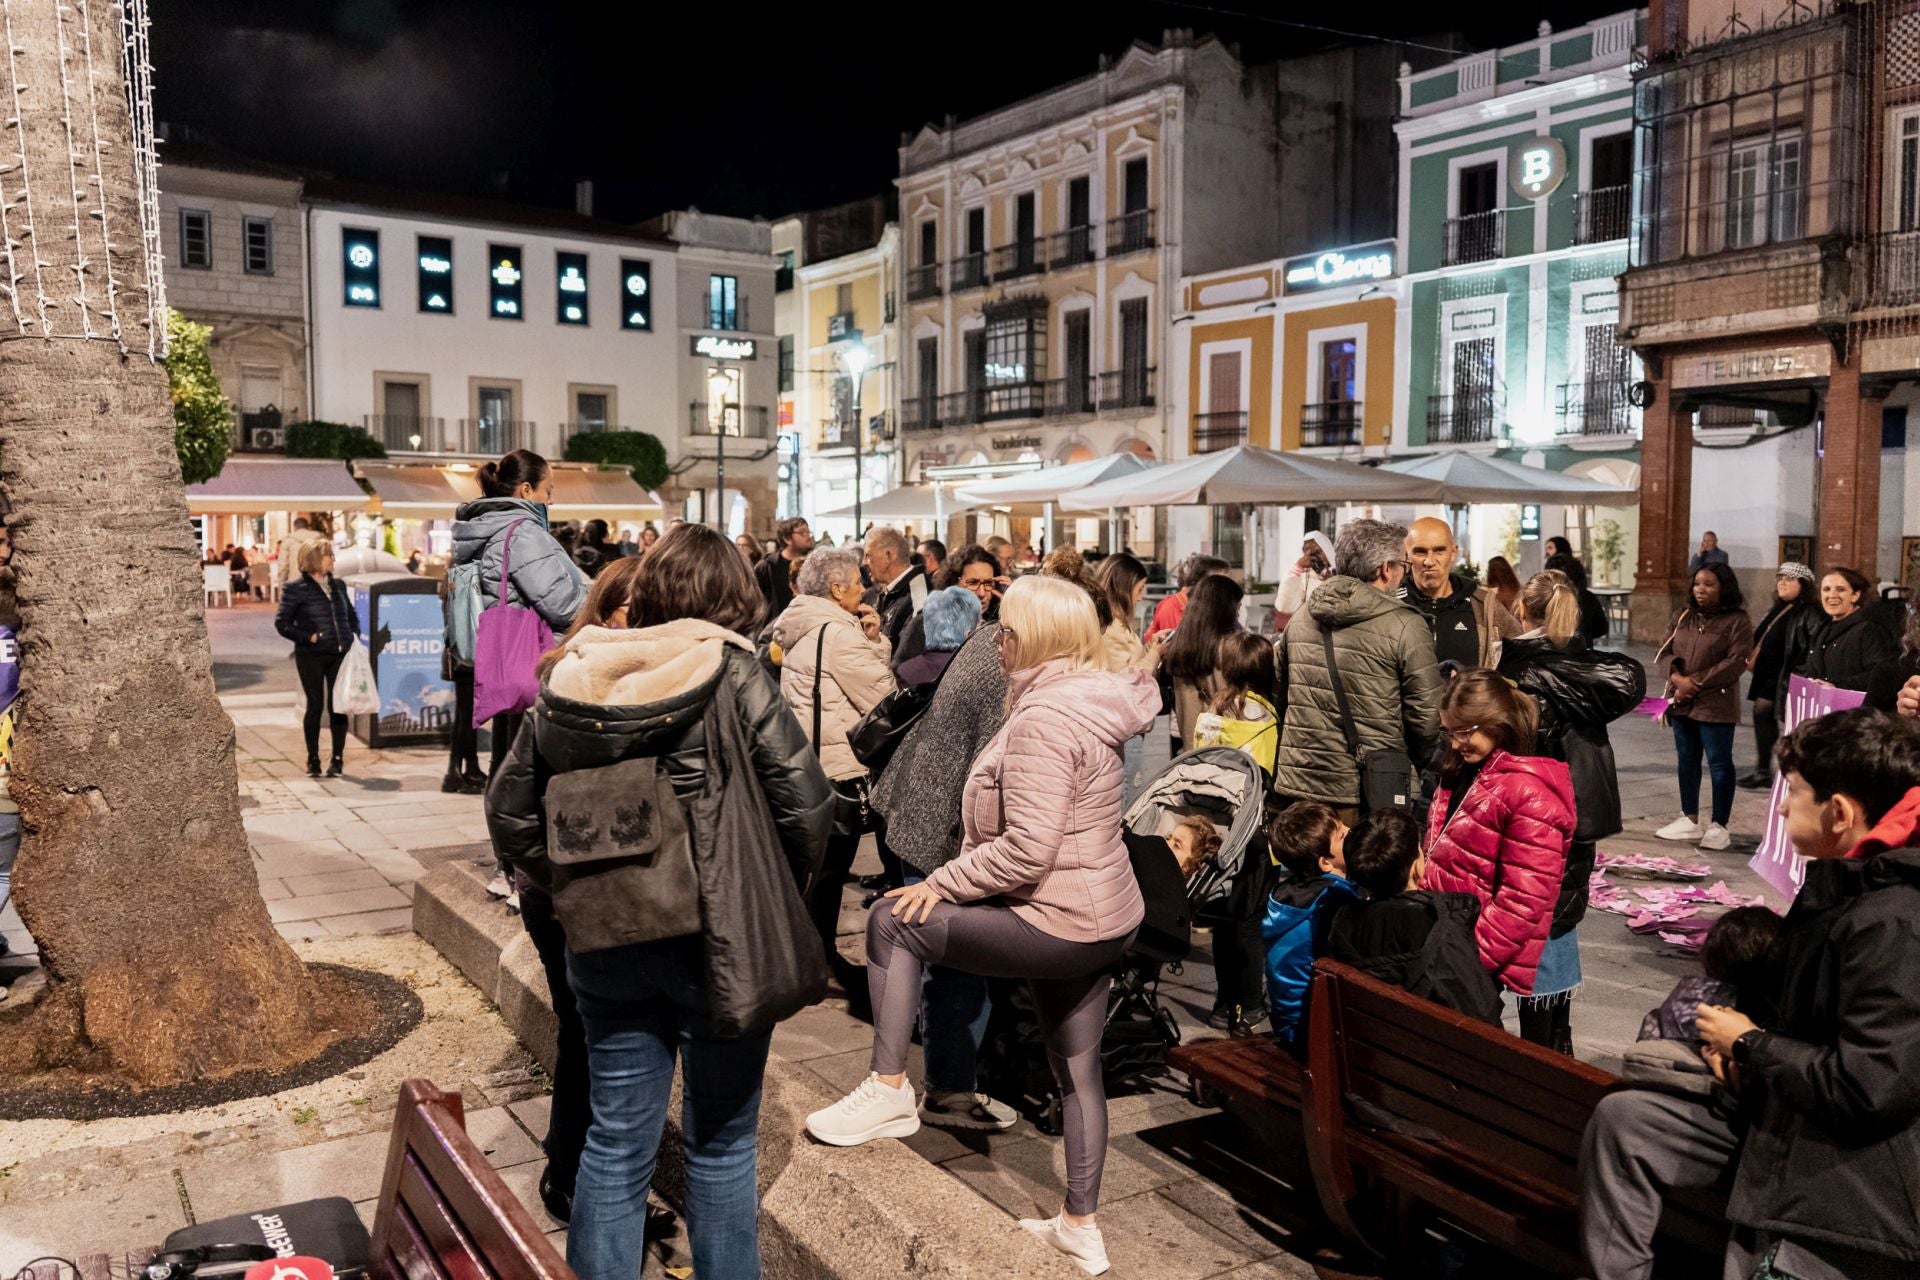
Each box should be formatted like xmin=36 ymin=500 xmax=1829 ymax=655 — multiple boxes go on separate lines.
xmin=773 ymin=593 xmax=896 ymax=780
xmin=1100 ymin=620 xmax=1159 ymax=674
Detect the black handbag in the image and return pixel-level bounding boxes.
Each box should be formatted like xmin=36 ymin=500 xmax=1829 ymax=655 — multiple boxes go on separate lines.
xmin=848 ymin=623 xmax=979 ymax=773
xmin=541 ymin=754 xmax=702 ymax=953
xmin=1321 ymin=626 xmax=1416 ymax=815
xmin=813 ymin=626 xmax=870 ymax=840
xmin=692 ymin=671 xmax=829 ymax=1035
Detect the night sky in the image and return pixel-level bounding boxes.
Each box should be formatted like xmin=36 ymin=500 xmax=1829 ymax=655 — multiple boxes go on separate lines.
xmin=151 ymin=0 xmax=1631 ymax=222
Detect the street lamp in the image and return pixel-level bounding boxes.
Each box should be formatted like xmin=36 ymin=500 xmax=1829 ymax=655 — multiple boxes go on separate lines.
xmin=841 ymin=343 xmax=871 ymax=533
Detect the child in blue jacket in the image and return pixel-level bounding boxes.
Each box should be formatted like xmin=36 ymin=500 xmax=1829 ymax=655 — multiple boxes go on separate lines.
xmin=1262 ymin=801 xmax=1360 ymax=1044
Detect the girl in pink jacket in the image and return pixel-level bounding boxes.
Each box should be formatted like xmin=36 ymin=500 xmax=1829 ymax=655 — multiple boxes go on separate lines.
xmin=1424 ymin=671 xmax=1577 ymax=1049
xmin=806 ymin=575 xmax=1160 ymax=1277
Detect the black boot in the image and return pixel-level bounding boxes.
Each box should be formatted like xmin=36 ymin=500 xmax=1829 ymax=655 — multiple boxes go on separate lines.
xmin=537 ymin=1166 xmax=572 ymax=1224
xmin=326 ymin=755 xmax=344 ymax=778
xmin=306 ymin=754 xmax=323 ymax=778
xmin=442 ymin=769 xmax=484 ymax=794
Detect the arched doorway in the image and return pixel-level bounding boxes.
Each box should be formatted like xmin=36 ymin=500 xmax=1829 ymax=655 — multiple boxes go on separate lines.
xmin=1115 ymin=437 xmax=1157 ymax=460
xmin=1058 ymin=441 xmax=1095 ymax=464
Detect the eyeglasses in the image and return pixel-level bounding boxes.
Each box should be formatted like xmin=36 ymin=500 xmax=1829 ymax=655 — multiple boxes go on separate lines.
xmin=996 ymin=625 xmax=1018 ymax=649
xmin=1442 ymin=723 xmax=1480 ymax=743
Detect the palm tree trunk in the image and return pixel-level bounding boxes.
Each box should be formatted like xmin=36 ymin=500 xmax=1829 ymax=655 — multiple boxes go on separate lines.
xmin=0 ymin=0 xmax=344 ymax=1087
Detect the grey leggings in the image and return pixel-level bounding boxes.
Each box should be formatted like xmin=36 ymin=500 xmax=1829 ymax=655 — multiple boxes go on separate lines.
xmin=866 ymin=901 xmax=1132 ymax=1215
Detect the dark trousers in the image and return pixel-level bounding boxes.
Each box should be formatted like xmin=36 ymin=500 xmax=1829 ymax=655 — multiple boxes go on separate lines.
xmin=806 ymin=820 xmax=864 ymax=969
xmin=448 ymin=665 xmax=479 ymax=776
xmin=520 ymin=887 xmax=591 ymax=1195
xmin=1751 ymin=698 xmax=1779 ymax=775
xmin=294 ymin=649 xmax=347 ymax=764
xmin=1671 ymin=716 xmax=1736 ymax=826
xmin=1209 ymin=857 xmax=1268 ymax=1015
xmin=489 ymin=710 xmax=525 ymax=778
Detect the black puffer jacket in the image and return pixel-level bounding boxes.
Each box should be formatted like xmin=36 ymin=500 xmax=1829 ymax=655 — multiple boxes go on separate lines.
xmin=1326 ymin=890 xmax=1504 ymax=1025
xmin=1774 ymin=605 xmax=1826 ymax=704
xmin=1749 ymin=598 xmax=1813 ymax=703
xmin=1804 ymin=606 xmax=1899 ymax=693
xmin=275 ymin=574 xmax=359 ymax=655
xmin=1727 ymin=847 xmax=1920 ymax=1264
xmin=486 ymin=620 xmax=834 ymax=911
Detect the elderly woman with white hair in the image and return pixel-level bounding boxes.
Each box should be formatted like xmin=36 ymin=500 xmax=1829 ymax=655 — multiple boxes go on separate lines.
xmin=770 ymin=546 xmax=898 ymax=987
xmin=894 ymin=586 xmax=982 ymax=686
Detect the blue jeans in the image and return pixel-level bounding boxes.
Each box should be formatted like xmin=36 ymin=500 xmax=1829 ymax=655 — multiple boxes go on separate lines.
xmin=565 ymin=938 xmax=772 ymax=1280
xmin=0 ymin=811 xmax=18 ymax=916
xmin=901 ymin=863 xmax=992 ymax=1094
xmin=1671 ymin=716 xmax=1736 ymax=827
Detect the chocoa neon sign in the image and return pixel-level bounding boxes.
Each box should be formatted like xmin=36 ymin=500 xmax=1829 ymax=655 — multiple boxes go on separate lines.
xmin=1282 ymin=240 xmax=1397 ymax=294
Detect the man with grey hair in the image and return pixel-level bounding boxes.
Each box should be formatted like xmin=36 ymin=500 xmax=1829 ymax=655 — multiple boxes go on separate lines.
xmin=1273 ymin=518 xmax=1443 ymax=821
xmin=863 ymin=524 xmax=928 ymax=652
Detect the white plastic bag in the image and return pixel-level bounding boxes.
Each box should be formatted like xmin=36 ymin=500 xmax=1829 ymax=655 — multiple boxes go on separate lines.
xmin=332 ymin=640 xmax=380 ymax=716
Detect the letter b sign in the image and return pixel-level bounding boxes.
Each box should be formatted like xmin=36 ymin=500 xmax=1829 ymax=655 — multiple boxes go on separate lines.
xmin=1510 ymin=136 xmax=1567 ymax=200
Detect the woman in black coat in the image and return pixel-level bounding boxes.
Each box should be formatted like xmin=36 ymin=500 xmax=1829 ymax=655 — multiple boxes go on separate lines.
xmin=273 ymin=539 xmax=360 ymax=777
xmin=1741 ymin=562 xmax=1818 ymax=788
xmin=1803 ymin=567 xmax=1898 ymax=693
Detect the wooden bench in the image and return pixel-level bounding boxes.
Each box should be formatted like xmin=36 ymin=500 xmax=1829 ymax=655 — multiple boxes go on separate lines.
xmin=1167 ymin=961 xmax=1728 ymax=1274
xmin=370 ymin=1078 xmax=575 ymax=1280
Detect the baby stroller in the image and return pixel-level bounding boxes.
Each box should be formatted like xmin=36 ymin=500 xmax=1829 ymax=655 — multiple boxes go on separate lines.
xmin=978 ymin=746 xmax=1268 ymax=1133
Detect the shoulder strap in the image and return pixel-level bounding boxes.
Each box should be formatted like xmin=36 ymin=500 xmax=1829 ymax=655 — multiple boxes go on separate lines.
xmin=812 ymin=625 xmax=829 ymax=750
xmin=496 ymin=517 xmax=530 ymax=608
xmin=1320 ymin=625 xmax=1363 ymax=761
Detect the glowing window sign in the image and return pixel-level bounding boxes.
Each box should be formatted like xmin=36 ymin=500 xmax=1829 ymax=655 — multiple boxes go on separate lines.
xmin=416 ymin=235 xmax=453 ymax=313
xmin=342 ymin=227 xmax=379 ymax=308
xmin=1281 ymin=239 xmax=1397 ymax=294
xmin=620 ymin=258 xmax=652 ymax=331
xmin=556 ymin=251 xmax=589 ymax=326
xmin=1510 ymin=135 xmax=1568 ymax=199
xmin=489 ymin=243 xmax=523 ymax=320
xmin=691 ymin=335 xmax=756 ymax=360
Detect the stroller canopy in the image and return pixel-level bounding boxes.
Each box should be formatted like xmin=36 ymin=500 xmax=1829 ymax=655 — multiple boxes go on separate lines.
xmin=1123 ymin=746 xmax=1266 ymax=910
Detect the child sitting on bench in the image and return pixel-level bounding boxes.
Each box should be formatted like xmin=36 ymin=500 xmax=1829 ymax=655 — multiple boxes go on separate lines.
xmin=1326 ymin=810 xmax=1503 ymax=1025
xmin=1262 ymin=802 xmax=1359 ymax=1046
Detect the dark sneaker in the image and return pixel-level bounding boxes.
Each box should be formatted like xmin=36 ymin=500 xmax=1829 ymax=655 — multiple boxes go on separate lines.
xmin=1736 ymin=771 xmax=1772 ymax=790
xmin=920 ymin=1090 xmax=1018 ymax=1131
xmin=1205 ymin=1006 xmax=1238 ymax=1032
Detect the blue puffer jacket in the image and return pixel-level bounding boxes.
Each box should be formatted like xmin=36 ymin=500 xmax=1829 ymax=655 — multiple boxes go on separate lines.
xmin=450 ymin=497 xmax=585 ymax=632
xmin=1263 ymin=870 xmax=1360 ymax=1043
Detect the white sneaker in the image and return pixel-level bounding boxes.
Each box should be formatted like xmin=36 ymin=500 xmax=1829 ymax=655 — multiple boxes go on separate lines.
xmin=1018 ymin=1214 xmax=1111 ymax=1276
xmin=1655 ymin=816 xmax=1704 ymax=842
xmin=1698 ymin=823 xmax=1731 ymax=851
xmin=484 ymin=873 xmax=512 ymax=899
xmin=920 ymin=1090 xmax=1018 ymax=1131
xmin=805 ymin=1073 xmax=919 ymax=1146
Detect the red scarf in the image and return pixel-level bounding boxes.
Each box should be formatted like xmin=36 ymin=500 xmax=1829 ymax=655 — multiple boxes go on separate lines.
xmin=1849 ymin=786 xmax=1920 ymax=859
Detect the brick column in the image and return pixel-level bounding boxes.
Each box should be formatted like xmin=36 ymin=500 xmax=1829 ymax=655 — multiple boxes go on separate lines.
xmin=1630 ymin=374 xmax=1695 ymax=643
xmin=1816 ymin=363 xmax=1886 ymax=578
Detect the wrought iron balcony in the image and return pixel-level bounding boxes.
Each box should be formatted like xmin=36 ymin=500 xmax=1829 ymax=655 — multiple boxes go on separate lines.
xmin=949 ymin=252 xmax=988 ymax=292
xmin=1193 ymin=411 xmax=1248 ymax=454
xmin=687 ymin=403 xmax=770 ymax=440
xmin=938 ymin=389 xmax=983 ymax=427
xmin=1300 ymin=401 xmax=1363 ymax=447
xmin=1044 ymin=376 xmax=1097 ymax=417
xmin=1575 ymin=185 xmax=1630 ymax=245
xmin=1097 ymin=367 xmax=1155 ymax=410
xmin=906 ymin=262 xmax=941 ymax=301
xmin=704 ymin=298 xmax=750 ymax=332
xmin=990 ymin=241 xmax=1046 ymax=281
xmin=1048 ymin=225 xmax=1097 ymax=269
xmin=1443 ymin=210 xmax=1504 ymax=266
xmin=1859 ymin=230 xmax=1920 ymax=310
xmin=365 ymin=414 xmax=444 ymax=454
xmin=1108 ymin=209 xmax=1156 ymax=257
xmin=459 ymin=418 xmax=530 ymax=456
xmin=1425 ymin=391 xmax=1503 ymax=444
xmin=901 ymin=396 xmax=942 ymax=432
xmin=1555 ymin=382 xmax=1637 ymax=437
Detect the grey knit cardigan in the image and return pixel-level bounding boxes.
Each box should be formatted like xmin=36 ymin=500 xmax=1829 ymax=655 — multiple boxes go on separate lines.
xmin=869 ymin=622 xmax=1007 ymax=874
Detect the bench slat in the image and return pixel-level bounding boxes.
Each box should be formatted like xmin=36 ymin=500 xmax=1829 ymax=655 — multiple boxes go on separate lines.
xmin=1168 ymin=1036 xmax=1305 ymax=1107
xmin=386 ymin=1188 xmax=457 ymax=1280
xmin=1342 ymin=1038 xmax=1594 ymax=1154
xmin=399 ymin=1152 xmax=495 ymax=1280
xmin=1338 ymin=989 xmax=1618 ymax=1100
xmin=408 ymin=1105 xmax=567 ymax=1280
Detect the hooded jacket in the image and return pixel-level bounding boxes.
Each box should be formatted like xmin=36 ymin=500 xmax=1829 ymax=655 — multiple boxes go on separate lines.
xmin=484 ymin=620 xmax=835 ymax=919
xmin=1326 ymin=890 xmax=1505 ymax=1026
xmin=1262 ymin=871 xmax=1361 ymax=1043
xmin=771 ymin=593 xmax=896 ymax=781
xmin=1423 ymin=750 xmax=1575 ymax=995
xmin=924 ymin=660 xmax=1159 ymax=943
xmin=1803 ymin=605 xmax=1900 ymax=694
xmin=1726 ymin=847 xmax=1920 ymax=1263
xmin=450 ymin=497 xmax=586 ymax=634
xmin=1274 ymin=576 xmax=1444 ymax=806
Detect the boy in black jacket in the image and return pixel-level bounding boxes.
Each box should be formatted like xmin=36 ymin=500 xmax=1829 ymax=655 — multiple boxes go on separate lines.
xmin=1325 ymin=811 xmax=1503 ymax=1026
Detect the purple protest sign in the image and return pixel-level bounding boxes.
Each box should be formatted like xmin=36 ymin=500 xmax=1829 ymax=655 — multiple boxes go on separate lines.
xmin=1751 ymin=676 xmax=1866 ymax=898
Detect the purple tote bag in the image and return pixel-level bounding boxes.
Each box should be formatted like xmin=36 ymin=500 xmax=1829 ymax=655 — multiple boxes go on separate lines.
xmin=472 ymin=517 xmax=555 ymax=725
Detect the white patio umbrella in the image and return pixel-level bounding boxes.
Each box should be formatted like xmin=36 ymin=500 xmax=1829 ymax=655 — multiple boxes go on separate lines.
xmin=954 ymin=452 xmax=1158 ymax=552
xmin=332 ymin=545 xmax=411 ymax=576
xmin=813 ymin=483 xmax=975 ymax=528
xmin=1378 ymin=452 xmax=1639 ymax=504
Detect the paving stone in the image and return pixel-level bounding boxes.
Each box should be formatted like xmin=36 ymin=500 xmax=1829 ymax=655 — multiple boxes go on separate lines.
xmin=325 ymin=907 xmax=417 ymax=935
xmin=768 ymin=1001 xmax=879 ymax=1063
xmin=275 ymin=919 xmax=333 ymax=942
xmin=281 ymin=867 xmax=389 ymax=896
xmin=1085 ymin=1188 xmax=1267 ymax=1280
xmin=941 ymin=1130 xmax=1189 ymax=1220
xmin=508 ymin=1095 xmax=553 ymax=1144
xmin=492 ymin=1159 xmax=565 ymax=1233
xmin=359 ymin=849 xmax=428 ymax=884
xmin=266 ymin=885 xmax=411 ymax=922
xmin=0 ymin=1175 xmax=191 ymax=1259
xmin=257 ymin=876 xmax=290 ymax=902
xmin=464 ymin=1105 xmax=544 ymax=1168
xmin=184 ymin=1129 xmax=393 ymax=1218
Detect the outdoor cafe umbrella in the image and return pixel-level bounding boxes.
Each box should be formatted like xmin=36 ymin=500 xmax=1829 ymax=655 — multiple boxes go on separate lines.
xmin=954 ymin=452 xmax=1158 ymax=551
xmin=1378 ymin=451 xmax=1639 ymax=505
xmin=814 ymin=483 xmax=975 ymax=530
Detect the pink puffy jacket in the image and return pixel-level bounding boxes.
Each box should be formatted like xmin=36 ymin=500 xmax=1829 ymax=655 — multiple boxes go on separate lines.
xmin=925 ymin=659 xmax=1160 ymax=943
xmin=1424 ymin=750 xmax=1575 ymax=996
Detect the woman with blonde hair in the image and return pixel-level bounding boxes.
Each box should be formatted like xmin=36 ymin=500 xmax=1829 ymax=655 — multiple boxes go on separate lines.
xmin=274 ymin=538 xmax=360 ymax=777
xmin=1495 ymin=571 xmax=1644 ymax=1053
xmin=806 ymin=574 xmax=1159 ymax=1277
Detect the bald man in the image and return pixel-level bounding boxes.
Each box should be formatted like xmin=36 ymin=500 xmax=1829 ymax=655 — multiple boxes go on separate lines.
xmin=1398 ymin=517 xmax=1524 ymax=670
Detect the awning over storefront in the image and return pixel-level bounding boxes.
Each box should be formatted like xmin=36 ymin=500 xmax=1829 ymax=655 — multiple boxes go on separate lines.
xmin=548 ymin=467 xmax=666 ymax=521
xmin=1379 ymin=452 xmax=1639 ymax=505
xmin=185 ymin=457 xmax=373 ymax=516
xmin=355 ymin=462 xmax=664 ymax=522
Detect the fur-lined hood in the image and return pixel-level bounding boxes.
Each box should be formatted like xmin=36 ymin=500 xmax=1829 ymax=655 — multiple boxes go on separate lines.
xmin=545 ymin=618 xmax=751 ymax=708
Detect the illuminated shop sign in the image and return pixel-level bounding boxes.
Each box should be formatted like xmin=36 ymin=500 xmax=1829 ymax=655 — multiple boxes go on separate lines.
xmin=692 ymin=335 xmax=755 ymax=359
xmin=489 ymin=244 xmax=523 ymax=319
xmin=417 ymin=235 xmax=452 ymax=313
xmin=1282 ymin=240 xmax=1396 ymax=294
xmin=342 ymin=227 xmax=379 ymax=307
xmin=1510 ymin=136 xmax=1568 ymax=200
xmin=556 ymin=251 xmax=589 ymax=326
xmin=620 ymin=258 xmax=652 ymax=331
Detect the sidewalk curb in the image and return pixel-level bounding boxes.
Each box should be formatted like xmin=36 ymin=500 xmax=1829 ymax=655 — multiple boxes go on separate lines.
xmin=412 ymin=862 xmax=1083 ymax=1279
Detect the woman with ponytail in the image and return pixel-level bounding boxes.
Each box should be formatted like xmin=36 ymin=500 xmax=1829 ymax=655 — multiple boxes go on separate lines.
xmin=1424 ymin=670 xmax=1578 ymax=1050
xmin=1494 ymin=571 xmax=1645 ymax=1052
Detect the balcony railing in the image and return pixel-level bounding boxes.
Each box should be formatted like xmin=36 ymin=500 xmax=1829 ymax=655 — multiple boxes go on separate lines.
xmin=906 ymin=262 xmax=941 ymax=301
xmin=366 ymin=414 xmax=443 ymax=453
xmin=461 ymin=418 xmax=530 ymax=456
xmin=1044 ymin=376 xmax=1097 ymax=417
xmin=938 ymin=389 xmax=983 ymax=427
xmin=1049 ymin=225 xmax=1097 ymax=269
xmin=1555 ymin=382 xmax=1637 ymax=437
xmin=1097 ymin=366 xmax=1155 ymax=410
xmin=1300 ymin=401 xmax=1363 ymax=447
xmin=949 ymin=252 xmax=988 ymax=292
xmin=1108 ymin=209 xmax=1156 ymax=257
xmin=1576 ymin=185 xmax=1630 ymax=245
xmin=1860 ymin=230 xmax=1920 ymax=309
xmin=990 ymin=241 xmax=1046 ymax=281
xmin=1443 ymin=210 xmax=1504 ymax=266
xmin=687 ymin=403 xmax=771 ymax=440
xmin=1425 ymin=392 xmax=1503 ymax=444
xmin=558 ymin=420 xmax=630 ymax=452
xmin=901 ymin=396 xmax=941 ymax=432
xmin=1193 ymin=411 xmax=1248 ymax=454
